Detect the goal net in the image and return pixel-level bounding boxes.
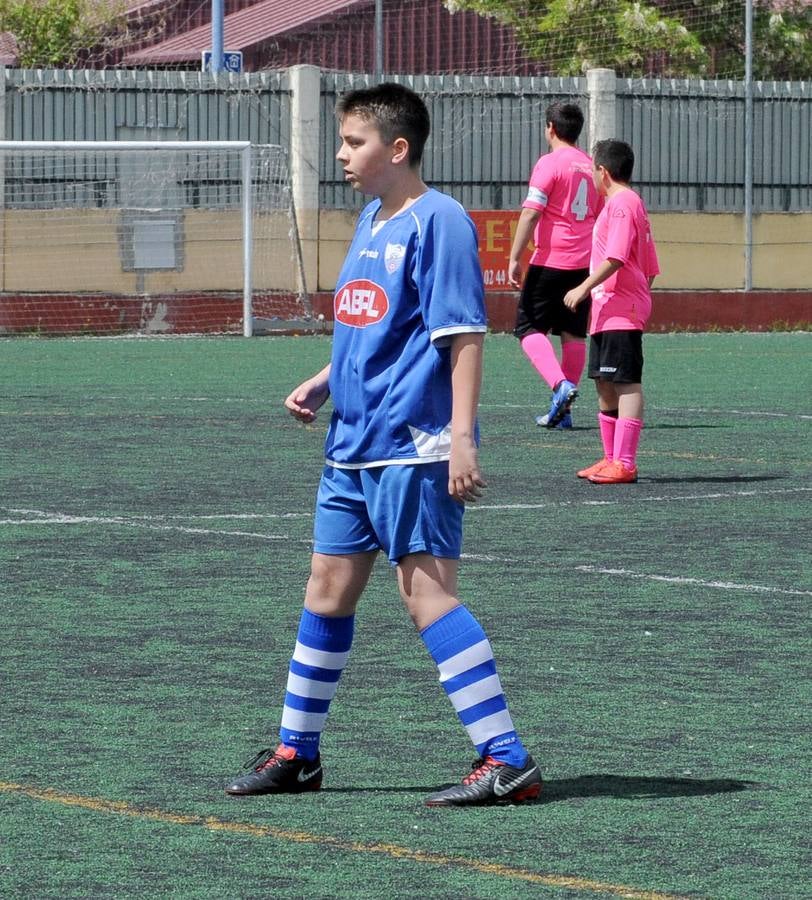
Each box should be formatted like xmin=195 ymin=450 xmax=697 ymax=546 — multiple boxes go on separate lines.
xmin=0 ymin=140 xmax=310 ymax=336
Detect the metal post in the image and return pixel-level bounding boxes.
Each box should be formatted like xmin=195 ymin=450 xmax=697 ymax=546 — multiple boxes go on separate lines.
xmin=242 ymin=145 xmax=253 ymax=337
xmin=375 ymin=0 xmax=384 ymax=81
xmin=212 ymin=0 xmax=224 ymax=74
xmin=744 ymin=0 xmax=754 ymax=291
xmin=0 ymin=68 xmax=5 ymax=293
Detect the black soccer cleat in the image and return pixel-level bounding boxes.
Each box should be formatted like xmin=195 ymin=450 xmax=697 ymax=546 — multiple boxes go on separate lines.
xmin=224 ymin=743 xmax=323 ymax=795
xmin=424 ymin=754 xmax=542 ymax=807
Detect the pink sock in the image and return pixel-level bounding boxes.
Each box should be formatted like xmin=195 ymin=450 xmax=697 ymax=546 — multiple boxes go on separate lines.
xmin=614 ymin=418 xmax=643 ymax=469
xmin=561 ymin=341 xmax=586 ymax=386
xmin=598 ymin=411 xmax=617 ymax=461
xmin=521 ymin=333 xmax=565 ymax=390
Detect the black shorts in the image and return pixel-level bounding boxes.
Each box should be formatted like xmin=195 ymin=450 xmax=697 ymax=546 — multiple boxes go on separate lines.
xmin=588 ymin=330 xmax=644 ymax=383
xmin=514 ymin=265 xmax=591 ymax=339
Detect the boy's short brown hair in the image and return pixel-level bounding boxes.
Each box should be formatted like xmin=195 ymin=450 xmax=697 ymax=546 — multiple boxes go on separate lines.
xmin=337 ymin=83 xmax=431 ymax=166
xmin=593 ymin=139 xmax=635 ymax=183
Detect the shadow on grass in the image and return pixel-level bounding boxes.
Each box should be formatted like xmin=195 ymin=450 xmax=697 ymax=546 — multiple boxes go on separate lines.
xmin=322 ymin=775 xmax=756 ymax=799
xmin=645 ymin=423 xmax=728 ymax=430
xmin=540 ymin=774 xmax=756 ymax=803
xmin=643 ymin=474 xmax=784 ymax=484
xmin=546 ymin=423 xmax=727 ymax=433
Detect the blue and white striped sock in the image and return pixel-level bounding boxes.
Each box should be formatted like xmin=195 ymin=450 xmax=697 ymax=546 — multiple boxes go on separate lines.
xmin=421 ymin=605 xmax=527 ymax=767
xmin=279 ymin=608 xmax=354 ymax=761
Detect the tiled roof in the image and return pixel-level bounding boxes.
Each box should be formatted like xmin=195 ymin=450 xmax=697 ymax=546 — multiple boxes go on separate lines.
xmin=0 ymin=31 xmax=19 ymax=65
xmin=123 ymin=0 xmax=368 ymax=63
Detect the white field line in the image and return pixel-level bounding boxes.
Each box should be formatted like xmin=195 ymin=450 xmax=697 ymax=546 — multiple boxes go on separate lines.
xmin=7 ymin=391 xmax=812 ymax=420
xmin=574 ymin=565 xmax=812 ymax=598
xmin=3 ymin=485 xmax=810 ymax=528
xmin=471 ymin=485 xmax=812 ymax=511
xmin=656 ymin=406 xmax=812 ymax=421
xmin=0 ymin=509 xmax=301 ymax=542
xmin=129 ymin=512 xmax=311 ymax=521
xmin=479 ymin=402 xmax=812 ymax=420
xmin=1 ymin=508 xmax=808 ymax=598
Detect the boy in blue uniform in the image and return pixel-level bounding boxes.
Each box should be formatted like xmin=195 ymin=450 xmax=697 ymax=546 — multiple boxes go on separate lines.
xmin=225 ymin=83 xmax=540 ymax=807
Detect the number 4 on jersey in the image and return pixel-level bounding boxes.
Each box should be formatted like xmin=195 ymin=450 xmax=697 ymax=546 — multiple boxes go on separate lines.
xmin=570 ymin=177 xmax=590 ymax=222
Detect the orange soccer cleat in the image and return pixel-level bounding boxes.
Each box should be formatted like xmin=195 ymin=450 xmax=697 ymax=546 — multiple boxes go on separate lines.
xmin=587 ymin=460 xmax=638 ymax=484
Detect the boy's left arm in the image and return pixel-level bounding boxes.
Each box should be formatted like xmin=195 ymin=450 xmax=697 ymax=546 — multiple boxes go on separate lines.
xmin=448 ymin=332 xmax=487 ymax=504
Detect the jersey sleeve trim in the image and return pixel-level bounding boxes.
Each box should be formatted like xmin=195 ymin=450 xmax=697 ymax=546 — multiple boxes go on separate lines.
xmin=430 ymin=324 xmax=488 ymax=346
xmin=326 ymin=454 xmax=450 ymax=470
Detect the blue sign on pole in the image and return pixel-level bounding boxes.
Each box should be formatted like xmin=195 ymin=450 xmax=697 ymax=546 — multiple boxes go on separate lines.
xmin=201 ymin=50 xmax=243 ymax=73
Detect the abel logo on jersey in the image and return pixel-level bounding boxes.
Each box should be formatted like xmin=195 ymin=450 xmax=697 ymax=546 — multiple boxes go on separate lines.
xmin=334 ymin=279 xmax=390 ymax=327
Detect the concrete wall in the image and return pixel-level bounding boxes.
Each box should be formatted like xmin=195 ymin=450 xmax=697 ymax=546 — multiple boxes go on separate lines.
xmin=2 ymin=205 xmax=808 ymax=298
xmin=317 ymin=210 xmax=812 ymax=293
xmin=0 ymin=208 xmax=298 ymax=294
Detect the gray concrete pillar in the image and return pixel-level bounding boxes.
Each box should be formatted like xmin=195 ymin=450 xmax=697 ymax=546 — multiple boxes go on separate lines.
xmin=289 ymin=64 xmax=320 ymax=295
xmin=587 ymin=68 xmax=617 ymax=149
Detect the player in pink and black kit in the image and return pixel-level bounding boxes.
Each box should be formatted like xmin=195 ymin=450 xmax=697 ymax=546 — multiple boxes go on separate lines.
xmin=563 ymin=140 xmax=660 ymax=484
xmin=508 ymin=102 xmax=601 ymax=429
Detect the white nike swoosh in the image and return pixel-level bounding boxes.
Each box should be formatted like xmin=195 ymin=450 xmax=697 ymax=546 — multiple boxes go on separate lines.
xmin=492 ymin=766 xmax=539 ymax=797
xmin=297 ymin=765 xmax=322 ymax=783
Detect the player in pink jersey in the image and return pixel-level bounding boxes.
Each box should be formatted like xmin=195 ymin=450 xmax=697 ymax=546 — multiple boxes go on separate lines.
xmin=508 ymin=102 xmax=602 ymax=430
xmin=563 ymin=140 xmax=660 ymax=484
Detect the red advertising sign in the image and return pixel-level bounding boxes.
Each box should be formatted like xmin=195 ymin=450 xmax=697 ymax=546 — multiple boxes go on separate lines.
xmin=469 ymin=210 xmax=526 ymax=292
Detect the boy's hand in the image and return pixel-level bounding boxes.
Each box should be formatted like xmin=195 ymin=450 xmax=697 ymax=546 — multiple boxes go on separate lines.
xmin=448 ymin=440 xmax=487 ymax=503
xmin=563 ymin=286 xmax=588 ymax=310
xmin=284 ymin=377 xmax=330 ymax=423
xmin=508 ymin=259 xmax=523 ymax=289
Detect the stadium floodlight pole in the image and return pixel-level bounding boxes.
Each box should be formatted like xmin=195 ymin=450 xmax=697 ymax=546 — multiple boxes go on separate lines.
xmin=211 ymin=0 xmax=224 ymax=74
xmin=242 ymin=145 xmax=254 ymax=337
xmin=744 ymin=0 xmax=754 ymax=291
xmin=375 ymin=0 xmax=384 ymax=80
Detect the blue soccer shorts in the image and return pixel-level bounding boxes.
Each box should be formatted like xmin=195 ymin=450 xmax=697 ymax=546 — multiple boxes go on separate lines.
xmin=313 ymin=461 xmax=464 ymax=564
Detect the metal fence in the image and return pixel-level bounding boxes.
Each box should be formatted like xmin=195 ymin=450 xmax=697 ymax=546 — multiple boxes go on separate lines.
xmin=618 ymin=78 xmax=812 ymax=212
xmin=2 ymin=67 xmax=810 ymax=213
xmin=319 ymin=72 xmax=587 ymax=210
xmin=0 ymin=68 xmax=291 ymax=148
xmin=320 ymin=72 xmax=812 ymax=213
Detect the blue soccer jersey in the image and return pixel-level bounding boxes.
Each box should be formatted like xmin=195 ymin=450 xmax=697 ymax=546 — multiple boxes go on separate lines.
xmin=326 ymin=188 xmax=487 ymax=468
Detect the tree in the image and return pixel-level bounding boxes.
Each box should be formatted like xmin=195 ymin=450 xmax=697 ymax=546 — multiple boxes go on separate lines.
xmin=687 ymin=0 xmax=812 ymax=80
xmin=444 ymin=0 xmax=812 ymax=79
xmin=0 ymin=0 xmax=127 ymax=67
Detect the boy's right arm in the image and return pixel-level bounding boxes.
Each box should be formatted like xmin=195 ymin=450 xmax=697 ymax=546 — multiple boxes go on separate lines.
xmin=284 ymin=364 xmax=331 ymax=423
xmin=508 ymin=207 xmax=541 ymax=288
xmin=562 ymin=259 xmax=623 ymax=310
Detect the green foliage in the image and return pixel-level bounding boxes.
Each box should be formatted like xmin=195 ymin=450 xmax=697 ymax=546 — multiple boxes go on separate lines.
xmin=444 ymin=0 xmax=812 ymax=78
xmin=0 ymin=0 xmax=126 ymax=66
xmin=535 ymin=0 xmax=706 ymax=76
xmin=680 ymin=0 xmax=812 ymax=79
xmin=752 ymin=0 xmax=812 ymax=79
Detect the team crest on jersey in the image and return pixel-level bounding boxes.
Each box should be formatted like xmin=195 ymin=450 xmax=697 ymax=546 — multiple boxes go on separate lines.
xmin=384 ymin=242 xmax=407 ymax=274
xmin=334 ymin=279 xmax=390 ymax=328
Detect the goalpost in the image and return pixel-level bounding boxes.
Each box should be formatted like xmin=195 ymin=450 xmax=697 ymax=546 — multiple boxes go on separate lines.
xmin=0 ymin=140 xmax=310 ymax=336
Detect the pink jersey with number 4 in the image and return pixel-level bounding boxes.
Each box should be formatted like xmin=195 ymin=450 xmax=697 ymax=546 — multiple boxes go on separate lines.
xmin=522 ymin=146 xmax=601 ymax=270
xmin=589 ymin=188 xmax=660 ymax=333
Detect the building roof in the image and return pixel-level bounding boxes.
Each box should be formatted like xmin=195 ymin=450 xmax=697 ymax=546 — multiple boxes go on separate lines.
xmin=123 ymin=0 xmax=368 ymax=64
xmin=0 ymin=32 xmax=19 ymax=66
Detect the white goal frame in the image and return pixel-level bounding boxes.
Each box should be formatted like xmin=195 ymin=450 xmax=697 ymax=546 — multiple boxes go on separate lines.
xmin=0 ymin=140 xmax=309 ymax=336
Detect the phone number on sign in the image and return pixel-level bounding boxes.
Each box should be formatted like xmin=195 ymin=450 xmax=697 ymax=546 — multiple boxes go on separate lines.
xmin=482 ymin=268 xmax=509 ymax=287
xmin=468 ymin=211 xmax=521 ymax=292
